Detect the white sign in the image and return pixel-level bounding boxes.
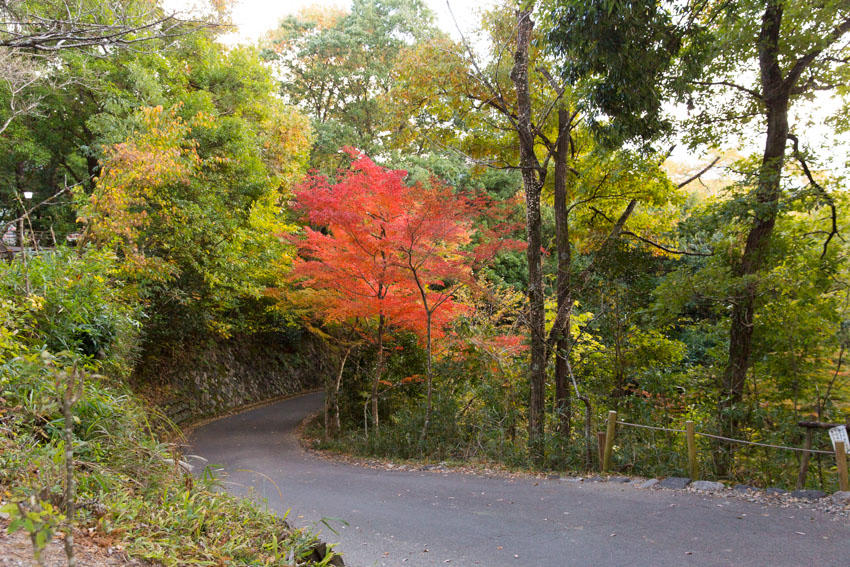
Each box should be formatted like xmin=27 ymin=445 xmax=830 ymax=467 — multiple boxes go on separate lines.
xmin=829 ymin=426 xmax=849 ymax=451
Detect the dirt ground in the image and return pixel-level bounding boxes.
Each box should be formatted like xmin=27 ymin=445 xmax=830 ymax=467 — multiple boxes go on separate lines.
xmin=0 ymin=518 xmax=150 ymax=567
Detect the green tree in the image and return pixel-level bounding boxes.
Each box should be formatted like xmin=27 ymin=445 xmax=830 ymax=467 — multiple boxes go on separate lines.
xmin=392 ymin=3 xmax=682 ymax=458
xmin=263 ymin=0 xmax=437 ymax=169
xmin=82 ymin=38 xmax=313 ymax=338
xmin=547 ymin=0 xmax=850 ymax=448
xmin=0 ymin=0 xmax=223 ymax=241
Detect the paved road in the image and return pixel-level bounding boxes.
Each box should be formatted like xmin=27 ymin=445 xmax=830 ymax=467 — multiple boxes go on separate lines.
xmin=189 ymin=392 xmax=850 ymax=567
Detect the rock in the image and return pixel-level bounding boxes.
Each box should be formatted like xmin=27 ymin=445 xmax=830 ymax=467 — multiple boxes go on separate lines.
xmin=638 ymin=478 xmax=659 ymax=489
xmin=765 ymin=487 xmax=788 ymax=496
xmin=587 ymin=476 xmax=604 ymax=482
xmin=609 ymin=476 xmax=631 ymax=483
xmin=628 ymin=478 xmax=645 ymax=486
xmin=309 ymin=542 xmax=345 ymax=566
xmin=690 ymin=480 xmax=725 ymax=492
xmin=789 ymin=490 xmax=827 ymax=500
xmin=830 ymin=491 xmax=850 ymax=504
xmin=547 ymin=473 xmax=561 ymax=480
xmin=561 ymin=476 xmax=583 ymax=483
xmin=733 ymin=484 xmax=757 ymax=492
xmin=657 ymin=477 xmax=691 ymax=490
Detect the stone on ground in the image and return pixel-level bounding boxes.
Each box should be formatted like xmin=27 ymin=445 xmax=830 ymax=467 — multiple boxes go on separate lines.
xmin=690 ymin=481 xmax=725 ymax=492
xmin=789 ymin=490 xmax=827 ymax=500
xmin=830 ymin=491 xmax=850 ymax=504
xmin=657 ymin=477 xmax=691 ymax=490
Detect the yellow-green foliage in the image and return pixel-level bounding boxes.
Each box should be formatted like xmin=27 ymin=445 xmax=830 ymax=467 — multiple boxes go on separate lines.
xmin=0 ymin=352 xmax=329 ymax=566
xmin=0 ymin=252 xmax=329 ymax=566
xmin=80 ymin=36 xmax=314 ymax=338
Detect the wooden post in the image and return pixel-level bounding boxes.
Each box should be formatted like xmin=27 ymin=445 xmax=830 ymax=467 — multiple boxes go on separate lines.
xmin=597 ymin=431 xmax=606 ymax=469
xmin=602 ymin=411 xmax=616 ymax=473
xmin=686 ymin=420 xmax=698 ymax=481
xmin=836 ymin=441 xmax=849 ymax=492
xmin=796 ymin=428 xmax=813 ymax=490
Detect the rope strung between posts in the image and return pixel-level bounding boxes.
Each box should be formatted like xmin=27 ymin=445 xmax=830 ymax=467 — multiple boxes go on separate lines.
xmin=617 ymin=420 xmax=685 ymax=434
xmin=696 ymin=431 xmax=835 ymax=455
xmin=616 ymin=420 xmax=835 ymax=455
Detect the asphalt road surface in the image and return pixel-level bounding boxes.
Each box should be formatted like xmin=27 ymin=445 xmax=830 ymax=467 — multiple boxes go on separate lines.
xmin=188 ymin=392 xmax=850 ymax=567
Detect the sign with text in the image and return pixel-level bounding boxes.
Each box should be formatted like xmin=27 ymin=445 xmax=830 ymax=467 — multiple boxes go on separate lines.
xmin=829 ymin=426 xmax=849 ymax=451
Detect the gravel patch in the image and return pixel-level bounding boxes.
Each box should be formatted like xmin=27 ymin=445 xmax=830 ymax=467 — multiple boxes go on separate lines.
xmin=682 ymin=484 xmax=850 ymax=519
xmin=789 ymin=489 xmax=827 ymax=500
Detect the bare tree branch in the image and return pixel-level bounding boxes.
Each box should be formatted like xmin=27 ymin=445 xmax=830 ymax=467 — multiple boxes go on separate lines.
xmin=589 ymin=206 xmax=713 ymax=257
xmin=0 ymin=48 xmax=46 ymax=136
xmin=787 ymin=133 xmax=843 ymax=260
xmin=0 ymin=0 xmax=220 ymax=52
xmin=692 ymin=80 xmax=763 ymax=100
xmin=677 ymin=156 xmax=721 ymax=188
xmin=621 ymin=230 xmax=713 ymax=256
xmin=1 ymin=179 xmax=86 ymax=239
xmin=446 ymin=1 xmax=516 ymax=131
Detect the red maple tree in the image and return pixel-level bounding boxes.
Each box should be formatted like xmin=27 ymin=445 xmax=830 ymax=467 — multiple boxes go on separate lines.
xmin=395 ymin=180 xmax=524 ymax=441
xmin=292 ymin=149 xmax=522 ymax=432
xmin=292 ymin=151 xmax=413 ymax=429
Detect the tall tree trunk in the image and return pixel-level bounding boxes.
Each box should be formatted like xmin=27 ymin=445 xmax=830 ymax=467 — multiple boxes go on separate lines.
xmin=721 ymin=0 xmax=789 ymax=462
xmin=372 ymin=315 xmax=385 ymax=430
xmin=511 ymin=9 xmax=546 ymax=459
xmin=552 ymin=108 xmax=572 ymax=439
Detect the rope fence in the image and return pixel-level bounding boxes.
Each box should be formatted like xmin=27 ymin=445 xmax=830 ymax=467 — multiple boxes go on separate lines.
xmin=616 ymin=420 xmax=836 ymax=455
xmin=696 ymin=431 xmax=836 ymax=455
xmin=616 ymin=420 xmax=685 ymax=435
xmin=600 ymin=411 xmax=849 ymax=491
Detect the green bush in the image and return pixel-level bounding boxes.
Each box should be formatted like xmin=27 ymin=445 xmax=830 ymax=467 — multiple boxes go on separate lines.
xmin=0 ymin=250 xmax=331 ymax=566
xmin=0 ymin=247 xmax=141 ymax=377
xmin=1 ymin=351 xmax=332 ymax=566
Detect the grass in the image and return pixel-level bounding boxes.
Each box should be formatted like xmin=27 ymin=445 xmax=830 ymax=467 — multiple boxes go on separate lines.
xmin=0 ymin=354 xmax=338 ymax=566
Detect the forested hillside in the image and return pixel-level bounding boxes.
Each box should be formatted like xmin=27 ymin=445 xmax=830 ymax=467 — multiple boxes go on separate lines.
xmin=1 ymin=0 xmax=848 ymax=564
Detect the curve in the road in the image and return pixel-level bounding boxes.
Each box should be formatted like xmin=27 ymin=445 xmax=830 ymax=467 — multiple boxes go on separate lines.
xmin=189 ymin=392 xmax=850 ymax=567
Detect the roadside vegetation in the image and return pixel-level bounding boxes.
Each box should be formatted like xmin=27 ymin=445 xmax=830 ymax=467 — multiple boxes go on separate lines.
xmin=0 ymin=251 xmax=334 ymax=565
xmin=1 ymin=0 xmax=848 ymax=563
xmin=0 ymin=2 xmax=328 ymax=565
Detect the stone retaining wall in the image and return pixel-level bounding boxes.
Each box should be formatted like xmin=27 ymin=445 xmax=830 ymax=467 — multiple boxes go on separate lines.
xmin=132 ymin=331 xmax=331 ymax=426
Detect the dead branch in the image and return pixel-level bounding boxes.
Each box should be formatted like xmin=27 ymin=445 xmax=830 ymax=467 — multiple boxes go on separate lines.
xmin=787 ymin=133 xmax=842 ymax=260
xmin=677 ymin=156 xmax=721 ymax=188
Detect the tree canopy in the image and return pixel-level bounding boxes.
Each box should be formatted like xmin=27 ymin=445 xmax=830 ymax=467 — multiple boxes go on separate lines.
xmin=1 ymin=0 xmax=848 ymax=490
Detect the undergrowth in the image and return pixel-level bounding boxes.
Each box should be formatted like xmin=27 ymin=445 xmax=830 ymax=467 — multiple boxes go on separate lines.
xmin=0 ymin=250 xmax=335 ymax=566
xmin=0 ymin=352 xmax=333 ymax=566
xmin=308 ymin=386 xmax=844 ymax=492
